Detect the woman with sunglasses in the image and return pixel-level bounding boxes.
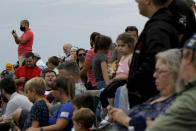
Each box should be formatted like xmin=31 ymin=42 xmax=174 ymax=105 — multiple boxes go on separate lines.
xmin=76 ymin=48 xmax=86 ymax=70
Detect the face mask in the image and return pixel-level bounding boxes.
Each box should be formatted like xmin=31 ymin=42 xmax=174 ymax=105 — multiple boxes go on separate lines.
xmin=1 ymin=95 xmax=8 ymax=103
xmin=20 ymin=26 xmax=26 ymax=32
xmin=78 ymin=56 xmax=85 ymax=62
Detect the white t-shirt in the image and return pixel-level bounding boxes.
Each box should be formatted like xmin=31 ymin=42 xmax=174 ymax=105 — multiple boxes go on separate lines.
xmin=2 ymin=92 xmax=33 ymax=120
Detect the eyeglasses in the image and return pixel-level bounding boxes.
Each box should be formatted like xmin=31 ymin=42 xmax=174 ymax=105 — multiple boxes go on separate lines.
xmin=78 ymin=53 xmax=85 ymax=57
xmin=154 ymin=69 xmax=169 ymax=75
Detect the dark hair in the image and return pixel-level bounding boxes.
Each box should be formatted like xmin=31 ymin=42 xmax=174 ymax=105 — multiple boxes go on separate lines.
xmin=52 ymin=76 xmax=75 ymax=99
xmin=21 ymin=20 xmax=30 ymax=26
xmin=25 ymin=52 xmax=34 ymax=58
xmin=152 ymin=0 xmax=168 ymax=6
xmin=58 ymin=61 xmax=80 ymax=76
xmin=48 ymin=56 xmax=60 ymax=67
xmin=94 ymin=35 xmax=112 ymax=53
xmin=72 ymin=108 xmax=95 ymax=129
xmin=0 ymin=77 xmax=16 ymax=94
xmin=76 ymin=48 xmax=86 ymax=57
xmin=117 ymin=32 xmax=135 ymax=49
xmin=76 ymin=48 xmax=86 ymax=63
xmin=90 ymin=32 xmax=100 ymax=42
xmin=42 ymin=68 xmax=57 ymax=78
xmin=1 ymin=70 xmax=9 ymax=76
xmin=72 ymin=93 xmax=95 ymax=113
xmin=125 ymin=26 xmax=138 ymax=37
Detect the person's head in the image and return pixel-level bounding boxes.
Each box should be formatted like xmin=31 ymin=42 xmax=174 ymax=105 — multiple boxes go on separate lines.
xmin=72 ymin=108 xmax=95 ymax=131
xmin=20 ymin=20 xmax=29 ymax=32
xmin=125 ymin=26 xmax=139 ymax=40
xmin=180 ymin=33 xmax=196 ymax=84
xmin=0 ymin=77 xmax=16 ymax=102
xmin=63 ymin=43 xmax=72 ymax=56
xmin=153 ymin=49 xmax=181 ymax=95
xmin=58 ymin=61 xmax=80 ymax=80
xmin=43 ymin=68 xmax=57 ymax=88
xmin=70 ymin=47 xmax=78 ymax=61
xmin=33 ymin=51 xmax=41 ymax=63
xmin=51 ymin=76 xmax=75 ymax=100
xmin=116 ymin=32 xmax=135 ymax=55
xmin=47 ymin=56 xmax=60 ymax=69
xmin=72 ymin=93 xmax=95 ymax=113
xmin=135 ymin=0 xmax=168 ymax=18
xmin=24 ymin=77 xmax=46 ymax=103
xmin=185 ymin=0 xmax=196 ymax=12
xmin=5 ymin=63 xmax=14 ymax=72
xmin=25 ymin=52 xmax=35 ymax=68
xmin=1 ymin=70 xmax=9 ymax=79
xmin=70 ymin=47 xmax=78 ymax=55
xmin=94 ymin=35 xmax=112 ymax=53
xmin=90 ymin=32 xmax=101 ymax=48
xmin=76 ymin=48 xmax=86 ymax=63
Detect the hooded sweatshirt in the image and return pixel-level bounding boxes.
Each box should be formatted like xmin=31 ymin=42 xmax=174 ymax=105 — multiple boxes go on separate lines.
xmin=127 ymin=7 xmax=184 ymax=107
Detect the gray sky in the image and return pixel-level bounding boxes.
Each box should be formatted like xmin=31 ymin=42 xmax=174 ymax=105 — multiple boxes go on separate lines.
xmin=0 ymin=0 xmax=148 ymax=71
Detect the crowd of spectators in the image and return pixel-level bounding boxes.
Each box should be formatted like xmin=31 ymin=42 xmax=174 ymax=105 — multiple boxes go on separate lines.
xmin=1 ymin=0 xmax=196 ymax=131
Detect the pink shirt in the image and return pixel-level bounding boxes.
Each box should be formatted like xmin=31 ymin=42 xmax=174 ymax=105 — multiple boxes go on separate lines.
xmin=116 ymin=54 xmax=132 ymax=77
xmin=18 ymin=29 xmax=34 ymax=56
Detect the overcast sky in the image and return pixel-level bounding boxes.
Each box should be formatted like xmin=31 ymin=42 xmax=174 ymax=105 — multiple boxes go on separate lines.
xmin=0 ymin=0 xmax=148 ymax=71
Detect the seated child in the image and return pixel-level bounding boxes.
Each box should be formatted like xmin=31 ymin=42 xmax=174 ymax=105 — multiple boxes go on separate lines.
xmin=100 ymin=33 xmax=135 ymax=114
xmin=72 ymin=108 xmax=95 ymax=131
xmin=13 ymin=77 xmax=49 ymax=130
xmin=72 ymin=93 xmax=95 ymax=113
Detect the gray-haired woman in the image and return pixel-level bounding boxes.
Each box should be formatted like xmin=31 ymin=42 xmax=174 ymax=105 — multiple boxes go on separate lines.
xmin=108 ymin=49 xmax=181 ymax=131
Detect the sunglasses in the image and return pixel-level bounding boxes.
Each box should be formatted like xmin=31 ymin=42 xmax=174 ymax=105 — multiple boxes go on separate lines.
xmin=78 ymin=53 xmax=86 ymax=57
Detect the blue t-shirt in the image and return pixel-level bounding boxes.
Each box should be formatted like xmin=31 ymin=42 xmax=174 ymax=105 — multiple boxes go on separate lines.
xmin=23 ymin=100 xmax=49 ymax=130
xmin=48 ymin=101 xmax=74 ymax=131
